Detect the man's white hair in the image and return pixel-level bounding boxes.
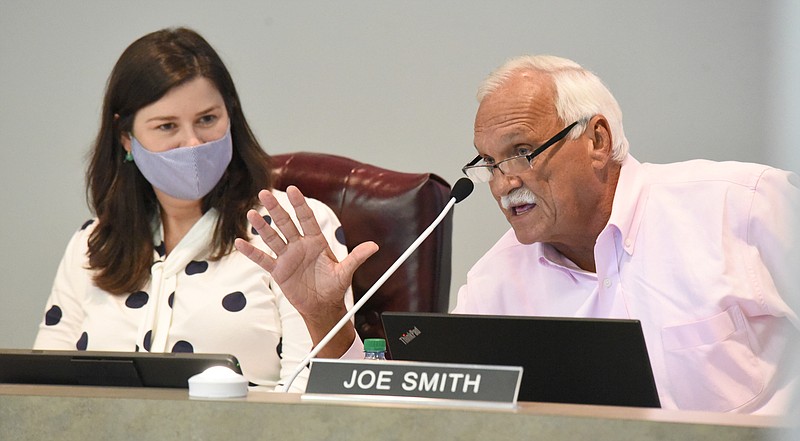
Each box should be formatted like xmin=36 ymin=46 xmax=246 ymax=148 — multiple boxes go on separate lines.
xmin=477 ymin=55 xmax=629 ymax=162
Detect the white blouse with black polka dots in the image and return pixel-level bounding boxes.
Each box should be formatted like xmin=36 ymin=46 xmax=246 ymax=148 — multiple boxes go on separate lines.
xmin=34 ymin=190 xmax=352 ymax=392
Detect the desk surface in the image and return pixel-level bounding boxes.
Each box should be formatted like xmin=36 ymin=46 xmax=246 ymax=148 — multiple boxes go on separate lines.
xmin=0 ymin=384 xmax=791 ymax=441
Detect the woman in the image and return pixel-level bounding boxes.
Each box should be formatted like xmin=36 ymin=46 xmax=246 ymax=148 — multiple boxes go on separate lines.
xmin=33 ymin=27 xmax=352 ymax=391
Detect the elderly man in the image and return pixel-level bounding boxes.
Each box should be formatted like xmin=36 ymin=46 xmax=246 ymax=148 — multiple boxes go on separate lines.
xmin=236 ymin=55 xmax=799 ymax=414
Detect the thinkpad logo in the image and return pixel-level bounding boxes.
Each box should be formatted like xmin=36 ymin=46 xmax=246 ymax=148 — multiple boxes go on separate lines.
xmin=399 ymin=326 xmax=421 ymax=345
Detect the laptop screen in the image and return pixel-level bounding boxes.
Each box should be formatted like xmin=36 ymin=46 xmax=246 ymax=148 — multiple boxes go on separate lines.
xmin=0 ymin=349 xmax=241 ymax=388
xmin=382 ymin=312 xmax=660 ymax=408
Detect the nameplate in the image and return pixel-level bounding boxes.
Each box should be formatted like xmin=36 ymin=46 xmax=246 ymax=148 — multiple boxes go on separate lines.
xmin=303 ymin=359 xmax=522 ymax=407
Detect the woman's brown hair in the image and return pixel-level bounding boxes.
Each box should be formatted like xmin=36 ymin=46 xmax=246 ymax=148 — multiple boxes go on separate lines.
xmin=86 ymin=27 xmax=271 ymax=294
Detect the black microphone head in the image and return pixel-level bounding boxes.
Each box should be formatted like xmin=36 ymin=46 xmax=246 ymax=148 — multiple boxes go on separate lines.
xmin=450 ymin=177 xmax=474 ymax=203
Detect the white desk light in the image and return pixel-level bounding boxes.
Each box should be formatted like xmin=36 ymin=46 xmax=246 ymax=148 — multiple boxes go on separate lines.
xmin=188 ymin=366 xmax=248 ymax=398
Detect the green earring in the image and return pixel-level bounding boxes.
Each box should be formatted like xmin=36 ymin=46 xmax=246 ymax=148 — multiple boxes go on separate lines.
xmin=124 ymin=151 xmax=134 ymax=163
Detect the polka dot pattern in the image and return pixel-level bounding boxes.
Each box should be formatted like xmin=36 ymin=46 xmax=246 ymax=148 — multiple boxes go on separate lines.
xmin=335 ymin=226 xmax=346 ymax=245
xmin=36 ymin=191 xmax=351 ymax=387
xmin=222 ymin=291 xmax=247 ymax=312
xmin=172 ymin=341 xmax=194 ymax=353
xmin=185 ymin=260 xmax=208 ymax=275
xmin=155 ymin=241 xmax=166 ymax=257
xmin=125 ymin=291 xmax=149 ymax=309
xmin=143 ymin=330 xmax=152 ymax=351
xmin=45 ymin=305 xmax=62 ymax=326
xmin=76 ymin=332 xmax=88 ymax=350
xmin=250 ymin=215 xmax=273 ymax=235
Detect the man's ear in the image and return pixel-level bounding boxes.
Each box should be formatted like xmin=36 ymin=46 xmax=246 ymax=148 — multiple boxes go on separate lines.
xmin=586 ymin=115 xmax=613 ymax=169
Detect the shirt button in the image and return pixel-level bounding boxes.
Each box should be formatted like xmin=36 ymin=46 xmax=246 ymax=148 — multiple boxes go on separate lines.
xmin=624 ymin=238 xmax=632 ymax=247
xmin=603 ymin=278 xmax=612 ymax=288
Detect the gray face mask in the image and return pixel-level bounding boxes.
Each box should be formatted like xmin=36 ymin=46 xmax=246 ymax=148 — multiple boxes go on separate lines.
xmin=130 ymin=125 xmax=233 ymax=200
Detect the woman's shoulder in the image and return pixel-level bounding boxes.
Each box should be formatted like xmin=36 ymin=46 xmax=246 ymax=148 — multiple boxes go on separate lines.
xmin=56 ymin=217 xmax=99 ymax=263
xmin=70 ymin=218 xmax=99 ymax=243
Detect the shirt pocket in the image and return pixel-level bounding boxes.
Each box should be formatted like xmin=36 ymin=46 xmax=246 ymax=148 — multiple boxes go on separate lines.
xmin=661 ymin=304 xmax=764 ymax=412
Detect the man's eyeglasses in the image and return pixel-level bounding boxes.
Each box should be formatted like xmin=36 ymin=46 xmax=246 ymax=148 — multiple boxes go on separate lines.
xmin=462 ymin=120 xmax=580 ymax=183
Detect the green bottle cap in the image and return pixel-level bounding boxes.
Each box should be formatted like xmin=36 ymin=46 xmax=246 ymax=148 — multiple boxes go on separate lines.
xmin=364 ymin=338 xmax=386 ymax=352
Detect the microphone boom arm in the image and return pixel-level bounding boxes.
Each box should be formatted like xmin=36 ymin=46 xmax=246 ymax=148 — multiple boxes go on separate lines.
xmin=278 ymin=195 xmax=459 ymax=392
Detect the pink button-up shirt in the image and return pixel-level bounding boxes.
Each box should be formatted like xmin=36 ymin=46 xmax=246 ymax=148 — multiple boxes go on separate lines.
xmin=455 ymin=155 xmax=799 ymax=414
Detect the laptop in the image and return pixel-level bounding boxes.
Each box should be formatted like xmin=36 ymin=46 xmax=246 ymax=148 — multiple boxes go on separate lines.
xmin=0 ymin=349 xmax=241 ymax=388
xmin=381 ymin=312 xmax=660 ymax=408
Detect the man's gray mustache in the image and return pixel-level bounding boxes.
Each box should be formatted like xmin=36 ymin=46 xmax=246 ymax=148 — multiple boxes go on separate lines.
xmin=501 ymin=188 xmax=537 ymax=209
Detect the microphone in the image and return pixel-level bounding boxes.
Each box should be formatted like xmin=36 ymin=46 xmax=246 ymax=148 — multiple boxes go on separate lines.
xmin=449 ymin=176 xmax=474 ymax=203
xmin=279 ymin=177 xmax=474 ymax=392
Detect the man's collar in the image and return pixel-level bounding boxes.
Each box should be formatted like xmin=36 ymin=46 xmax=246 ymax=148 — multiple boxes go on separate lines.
xmin=605 ymin=154 xmax=646 ymax=256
